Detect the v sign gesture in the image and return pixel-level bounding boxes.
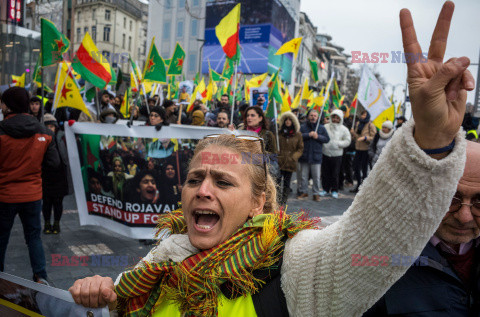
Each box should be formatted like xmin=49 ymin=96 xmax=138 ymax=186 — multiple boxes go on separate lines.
xmin=400 ymin=1 xmax=475 ymax=158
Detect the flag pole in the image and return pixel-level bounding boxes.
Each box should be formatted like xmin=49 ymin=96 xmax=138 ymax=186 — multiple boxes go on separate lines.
xmin=315 ymin=71 xmax=334 ymax=132
xmin=230 ymin=61 xmax=238 ymax=125
xmin=274 ymin=98 xmax=280 ymax=152
xmin=40 ymin=66 xmax=45 ymax=123
xmin=141 ymin=83 xmax=150 ymax=115
xmin=51 ymin=63 xmax=62 ymax=117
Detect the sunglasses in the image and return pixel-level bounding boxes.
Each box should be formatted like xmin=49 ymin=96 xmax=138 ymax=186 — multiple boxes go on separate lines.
xmin=203 ymin=134 xmax=268 ymax=187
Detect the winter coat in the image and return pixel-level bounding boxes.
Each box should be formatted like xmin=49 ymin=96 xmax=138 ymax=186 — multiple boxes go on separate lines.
xmin=0 ymin=113 xmax=60 ymax=203
xmin=351 ymin=120 xmax=377 ymax=151
xmin=258 ymin=128 xmax=277 ymax=154
xmin=299 ymin=120 xmax=330 ymax=164
xmin=371 ymin=130 xmax=394 ymax=165
xmin=42 ymin=131 xmax=71 ymax=197
xmin=363 ymin=242 xmax=480 ymax=316
xmin=278 ymin=112 xmax=304 ymax=172
xmin=323 ymin=109 xmax=352 ymax=157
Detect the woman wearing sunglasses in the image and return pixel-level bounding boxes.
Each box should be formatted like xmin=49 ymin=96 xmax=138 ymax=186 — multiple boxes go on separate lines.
xmin=69 ymin=3 xmax=474 ymax=315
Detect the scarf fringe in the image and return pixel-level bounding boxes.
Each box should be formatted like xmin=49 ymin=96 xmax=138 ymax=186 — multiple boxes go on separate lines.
xmin=117 ymin=209 xmax=316 ymax=316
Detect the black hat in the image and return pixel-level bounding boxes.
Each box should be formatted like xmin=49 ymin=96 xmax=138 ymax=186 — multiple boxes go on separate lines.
xmin=1 ymin=87 xmax=30 ymax=113
xmin=30 ymin=96 xmax=42 ymax=104
xmin=339 ymin=105 xmax=347 ymax=112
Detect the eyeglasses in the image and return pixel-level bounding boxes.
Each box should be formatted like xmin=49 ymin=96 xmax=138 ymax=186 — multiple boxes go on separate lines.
xmin=149 ymin=113 xmax=160 ymax=117
xmin=203 ymin=134 xmax=267 ymax=187
xmin=449 ymin=197 xmax=480 ymax=217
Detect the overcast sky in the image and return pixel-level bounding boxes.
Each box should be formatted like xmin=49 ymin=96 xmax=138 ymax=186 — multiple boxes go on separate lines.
xmin=300 ymin=0 xmax=480 ymax=105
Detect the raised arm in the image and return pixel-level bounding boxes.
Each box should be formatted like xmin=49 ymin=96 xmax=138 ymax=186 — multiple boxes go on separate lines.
xmin=281 ymin=2 xmax=475 ymax=316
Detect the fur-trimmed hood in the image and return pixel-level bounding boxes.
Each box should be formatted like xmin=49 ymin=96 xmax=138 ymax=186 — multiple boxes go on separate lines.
xmin=279 ymin=111 xmax=301 ymax=132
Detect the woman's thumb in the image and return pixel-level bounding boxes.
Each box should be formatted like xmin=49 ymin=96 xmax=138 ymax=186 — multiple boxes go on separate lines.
xmin=102 ymin=287 xmax=117 ymax=303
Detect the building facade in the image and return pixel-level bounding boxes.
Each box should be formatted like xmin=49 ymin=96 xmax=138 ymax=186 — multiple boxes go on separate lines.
xmin=72 ymin=0 xmax=147 ymax=74
xmin=148 ymin=0 xmax=206 ymax=80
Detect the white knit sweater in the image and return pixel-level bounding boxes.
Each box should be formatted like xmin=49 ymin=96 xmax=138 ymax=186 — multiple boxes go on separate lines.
xmin=281 ymin=120 xmax=466 ymax=316
xmin=119 ymin=120 xmax=466 ymax=316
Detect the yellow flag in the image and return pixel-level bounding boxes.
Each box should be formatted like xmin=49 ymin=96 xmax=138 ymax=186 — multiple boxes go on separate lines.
xmin=302 ymin=78 xmax=311 ymax=100
xmin=141 ymin=81 xmax=154 ymax=95
xmin=206 ymin=79 xmax=217 ymax=101
xmin=248 ymin=73 xmax=268 ymax=88
xmin=12 ymin=73 xmax=25 ymax=87
xmin=281 ymin=89 xmax=292 ymax=114
xmin=131 ymin=73 xmax=139 ymax=92
xmin=291 ymin=88 xmax=302 ymax=109
xmin=373 ymin=104 xmax=395 ymax=130
xmin=54 ymin=63 xmax=92 ymax=118
xmin=275 ymin=37 xmax=303 ymax=59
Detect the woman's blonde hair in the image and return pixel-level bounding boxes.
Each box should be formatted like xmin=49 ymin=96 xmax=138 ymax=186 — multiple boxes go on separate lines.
xmin=190 ymin=134 xmax=278 ymax=213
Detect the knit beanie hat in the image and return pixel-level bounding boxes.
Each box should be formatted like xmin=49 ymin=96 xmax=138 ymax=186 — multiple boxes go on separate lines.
xmin=44 ymin=113 xmax=58 ymax=127
xmin=382 ymin=120 xmax=393 ymax=130
xmin=1 ymin=87 xmax=30 ymax=113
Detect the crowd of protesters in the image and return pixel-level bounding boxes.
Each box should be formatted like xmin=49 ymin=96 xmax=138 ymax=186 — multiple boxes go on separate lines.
xmin=0 ymin=80 xmax=478 ymax=287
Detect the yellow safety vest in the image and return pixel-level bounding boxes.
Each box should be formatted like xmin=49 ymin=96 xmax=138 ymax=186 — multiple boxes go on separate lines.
xmin=467 ymin=129 xmax=479 ymax=140
xmin=152 ymin=293 xmax=257 ymax=316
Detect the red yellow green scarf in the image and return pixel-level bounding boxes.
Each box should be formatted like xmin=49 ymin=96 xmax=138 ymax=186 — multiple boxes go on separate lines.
xmin=115 ymin=209 xmax=316 ymax=316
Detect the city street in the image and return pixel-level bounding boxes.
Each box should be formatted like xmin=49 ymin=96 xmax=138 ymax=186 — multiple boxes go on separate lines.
xmin=3 ymin=177 xmax=355 ymax=291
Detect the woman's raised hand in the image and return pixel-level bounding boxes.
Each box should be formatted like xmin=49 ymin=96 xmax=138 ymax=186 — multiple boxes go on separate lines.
xmin=400 ymin=1 xmax=475 ymax=152
xmin=69 ymin=275 xmax=117 ymax=309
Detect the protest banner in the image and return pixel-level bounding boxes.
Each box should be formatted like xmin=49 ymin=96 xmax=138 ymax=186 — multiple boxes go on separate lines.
xmin=0 ymin=272 xmax=108 ymax=317
xmin=65 ymin=123 xmax=242 ymax=239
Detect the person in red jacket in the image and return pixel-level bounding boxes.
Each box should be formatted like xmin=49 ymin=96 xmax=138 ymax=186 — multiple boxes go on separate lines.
xmin=0 ymin=87 xmax=60 ymax=284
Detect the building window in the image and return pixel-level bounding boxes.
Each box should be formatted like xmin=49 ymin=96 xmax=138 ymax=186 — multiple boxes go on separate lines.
xmin=104 ymin=26 xmax=110 ymax=42
xmin=76 ymin=27 xmax=81 ymax=42
xmin=165 ymin=0 xmax=172 ymax=9
xmin=84 ymin=27 xmax=88 ymax=35
xmin=177 ymin=21 xmax=183 ymax=38
xmin=77 ymin=11 xmax=81 ymax=21
xmin=123 ymin=17 xmax=126 ymax=28
xmin=178 ymin=0 xmax=185 ymax=9
xmin=163 ymin=22 xmax=170 ymax=40
xmin=92 ymin=26 xmax=96 ymax=41
xmin=122 ymin=34 xmax=125 ymax=49
xmin=105 ymin=10 xmax=111 ymax=20
xmin=128 ymin=36 xmax=132 ymax=51
xmin=129 ymin=20 xmax=132 ymax=31
xmin=143 ymin=40 xmax=147 ymax=55
xmin=193 ymin=0 xmax=199 ymax=6
xmin=188 ymin=53 xmax=196 ymax=72
xmin=92 ymin=9 xmax=96 ymax=19
xmin=191 ymin=19 xmax=197 ymax=37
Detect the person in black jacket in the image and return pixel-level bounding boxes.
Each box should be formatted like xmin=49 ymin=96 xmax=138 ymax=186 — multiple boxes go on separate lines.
xmin=363 ymin=141 xmax=480 ymax=317
xmin=42 ymin=114 xmax=71 ymax=234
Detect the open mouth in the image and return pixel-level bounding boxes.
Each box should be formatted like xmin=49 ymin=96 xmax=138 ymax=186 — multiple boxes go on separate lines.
xmin=194 ymin=210 xmax=220 ymax=232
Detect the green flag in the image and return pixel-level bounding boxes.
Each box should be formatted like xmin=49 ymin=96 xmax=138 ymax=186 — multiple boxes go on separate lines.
xmin=115 ymin=68 xmax=123 ymax=91
xmin=309 ymin=59 xmax=319 ymax=82
xmin=143 ymin=38 xmax=167 ymax=83
xmin=84 ymin=82 xmax=96 ymax=102
xmin=167 ymin=43 xmax=186 ymax=76
xmin=268 ymin=70 xmax=282 ymax=104
xmin=222 ymin=57 xmax=235 ymax=79
xmin=33 ymin=59 xmax=42 ymax=86
xmin=194 ymin=72 xmax=200 ymax=86
xmin=40 ymin=18 xmax=70 ymax=66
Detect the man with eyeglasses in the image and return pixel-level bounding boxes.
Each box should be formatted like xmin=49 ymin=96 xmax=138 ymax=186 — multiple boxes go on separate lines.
xmin=364 ymin=141 xmax=480 ymax=316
